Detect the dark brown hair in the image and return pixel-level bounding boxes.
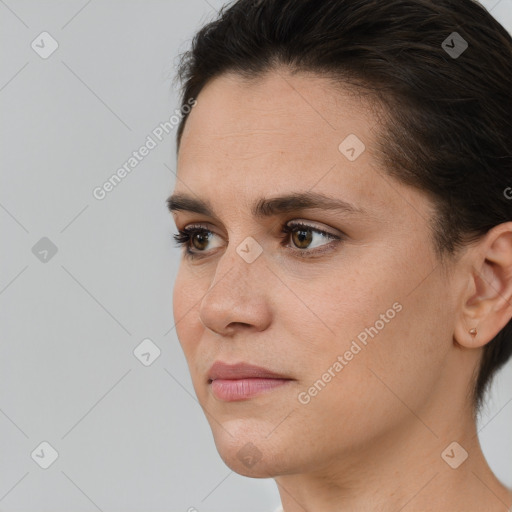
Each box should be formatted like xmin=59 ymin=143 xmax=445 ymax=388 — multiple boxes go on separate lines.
xmin=173 ymin=0 xmax=512 ymax=415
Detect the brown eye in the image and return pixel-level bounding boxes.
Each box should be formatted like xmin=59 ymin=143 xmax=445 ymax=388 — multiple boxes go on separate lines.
xmin=291 ymin=228 xmax=313 ymax=249
xmin=191 ymin=231 xmax=210 ymax=251
xmin=173 ymin=226 xmax=222 ymax=258
xmin=281 ymin=221 xmax=342 ymax=258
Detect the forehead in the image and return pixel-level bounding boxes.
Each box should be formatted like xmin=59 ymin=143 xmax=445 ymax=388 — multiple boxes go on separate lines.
xmin=174 ymin=70 xmax=425 ymax=222
xmin=178 ymin=70 xmax=374 ymax=161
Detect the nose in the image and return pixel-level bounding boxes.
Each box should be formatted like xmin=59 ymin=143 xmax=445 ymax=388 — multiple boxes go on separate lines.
xmin=198 ymin=245 xmax=272 ymax=337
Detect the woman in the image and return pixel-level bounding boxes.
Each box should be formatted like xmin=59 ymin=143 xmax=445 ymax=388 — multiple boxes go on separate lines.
xmin=168 ymin=0 xmax=512 ymax=510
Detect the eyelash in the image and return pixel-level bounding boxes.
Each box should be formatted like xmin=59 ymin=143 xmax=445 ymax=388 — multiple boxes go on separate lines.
xmin=172 ymin=221 xmax=342 ymax=260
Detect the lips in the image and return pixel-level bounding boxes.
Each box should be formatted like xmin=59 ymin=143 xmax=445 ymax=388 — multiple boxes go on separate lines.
xmin=207 ymin=361 xmax=291 ymax=382
xmin=207 ymin=361 xmax=293 ymax=402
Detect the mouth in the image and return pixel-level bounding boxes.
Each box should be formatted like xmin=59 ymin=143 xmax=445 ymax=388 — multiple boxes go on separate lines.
xmin=208 ymin=377 xmax=292 ymax=401
xmin=207 ymin=361 xmax=294 ymax=402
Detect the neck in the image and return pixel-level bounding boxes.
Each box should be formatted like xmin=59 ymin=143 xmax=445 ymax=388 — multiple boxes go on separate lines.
xmin=275 ymin=404 xmax=512 ymax=512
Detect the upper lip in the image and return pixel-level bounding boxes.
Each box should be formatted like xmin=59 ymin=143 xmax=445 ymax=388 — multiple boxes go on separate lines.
xmin=207 ymin=361 xmax=292 ymax=381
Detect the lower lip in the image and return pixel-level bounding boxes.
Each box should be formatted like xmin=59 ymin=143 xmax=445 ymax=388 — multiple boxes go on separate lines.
xmin=210 ymin=378 xmax=292 ymax=401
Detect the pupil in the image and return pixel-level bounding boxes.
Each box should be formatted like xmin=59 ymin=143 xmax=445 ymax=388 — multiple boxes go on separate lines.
xmin=294 ymin=229 xmax=312 ymax=248
xmin=194 ymin=232 xmax=209 ymax=250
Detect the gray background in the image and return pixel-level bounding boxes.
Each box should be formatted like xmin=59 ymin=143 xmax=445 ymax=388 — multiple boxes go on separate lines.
xmin=0 ymin=1 xmax=511 ymax=511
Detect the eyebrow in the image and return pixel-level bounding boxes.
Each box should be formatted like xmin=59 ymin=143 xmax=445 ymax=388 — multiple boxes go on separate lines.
xmin=167 ymin=191 xmax=367 ymax=219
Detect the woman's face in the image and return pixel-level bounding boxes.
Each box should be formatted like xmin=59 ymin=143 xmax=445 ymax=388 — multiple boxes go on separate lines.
xmin=170 ymin=70 xmax=467 ymax=477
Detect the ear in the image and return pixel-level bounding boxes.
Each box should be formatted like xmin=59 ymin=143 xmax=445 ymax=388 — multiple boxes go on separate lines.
xmin=454 ymin=222 xmax=512 ymax=349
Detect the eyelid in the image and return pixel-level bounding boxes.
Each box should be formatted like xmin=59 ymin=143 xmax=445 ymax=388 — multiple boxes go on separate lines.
xmin=282 ymin=221 xmax=342 ymax=258
xmin=281 ymin=220 xmax=340 ymax=242
xmin=175 ymin=223 xmax=224 ymax=251
xmin=284 ymin=219 xmax=341 ymax=236
xmin=176 ymin=219 xmax=341 ymax=239
xmin=173 ymin=220 xmax=344 ymax=258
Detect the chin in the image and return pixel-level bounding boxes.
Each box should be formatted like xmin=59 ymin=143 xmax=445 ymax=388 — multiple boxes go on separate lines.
xmin=219 ymin=449 xmax=285 ymax=479
xmin=210 ymin=428 xmax=288 ymax=478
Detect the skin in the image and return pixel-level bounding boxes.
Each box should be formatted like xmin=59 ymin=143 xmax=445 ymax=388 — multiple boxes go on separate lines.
xmin=170 ymin=69 xmax=512 ymax=512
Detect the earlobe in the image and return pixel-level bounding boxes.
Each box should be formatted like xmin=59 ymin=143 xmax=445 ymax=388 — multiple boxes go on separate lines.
xmin=454 ymin=319 xmax=485 ymax=349
xmin=454 ymin=271 xmax=485 ymax=349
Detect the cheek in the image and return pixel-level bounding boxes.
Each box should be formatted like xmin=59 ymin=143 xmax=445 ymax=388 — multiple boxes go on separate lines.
xmin=287 ymin=253 xmax=452 ymax=442
xmin=172 ymin=270 xmax=203 ymax=357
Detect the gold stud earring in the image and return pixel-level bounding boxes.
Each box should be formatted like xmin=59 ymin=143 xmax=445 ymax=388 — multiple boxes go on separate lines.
xmin=469 ymin=327 xmax=477 ymax=336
